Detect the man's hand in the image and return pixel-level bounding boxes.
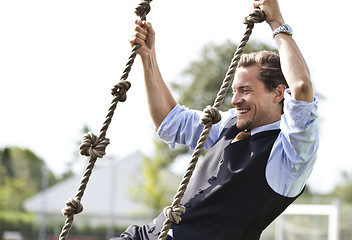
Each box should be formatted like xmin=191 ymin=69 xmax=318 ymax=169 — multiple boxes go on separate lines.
xmin=253 ymin=0 xmax=285 ymax=30
xmin=129 ymin=19 xmax=155 ymax=58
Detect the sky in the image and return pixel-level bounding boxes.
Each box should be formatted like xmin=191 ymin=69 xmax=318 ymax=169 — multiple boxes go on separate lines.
xmin=0 ymin=0 xmax=351 ymax=194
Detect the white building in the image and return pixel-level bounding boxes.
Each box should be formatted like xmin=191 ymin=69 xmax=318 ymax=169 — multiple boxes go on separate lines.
xmin=24 ymin=151 xmax=179 ymax=229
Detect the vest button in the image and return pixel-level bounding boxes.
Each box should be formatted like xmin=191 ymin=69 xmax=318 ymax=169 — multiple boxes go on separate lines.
xmin=219 ymin=158 xmax=224 ymax=164
xmin=210 ymin=175 xmax=217 ymax=180
xmin=198 ymin=188 xmax=204 ymax=194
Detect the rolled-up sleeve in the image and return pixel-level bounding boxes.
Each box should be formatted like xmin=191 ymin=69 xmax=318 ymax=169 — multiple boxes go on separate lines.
xmin=157 ymin=104 xmax=236 ymax=150
xmin=280 ymin=90 xmax=319 ymax=164
xmin=267 ymin=89 xmax=319 ymax=197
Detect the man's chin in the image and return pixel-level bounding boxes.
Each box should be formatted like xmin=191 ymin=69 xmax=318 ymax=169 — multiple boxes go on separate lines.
xmin=236 ymin=121 xmax=248 ymax=130
xmin=237 ymin=118 xmax=255 ymax=130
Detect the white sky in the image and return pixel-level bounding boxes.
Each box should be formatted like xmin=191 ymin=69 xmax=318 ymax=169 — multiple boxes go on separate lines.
xmin=0 ymin=0 xmax=351 ymax=194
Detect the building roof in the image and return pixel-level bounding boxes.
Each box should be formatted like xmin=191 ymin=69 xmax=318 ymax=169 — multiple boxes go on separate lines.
xmin=23 ymin=151 xmax=159 ymax=226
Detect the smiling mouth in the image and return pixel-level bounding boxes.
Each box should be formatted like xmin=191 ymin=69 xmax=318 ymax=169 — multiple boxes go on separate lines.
xmin=237 ymin=108 xmax=250 ymax=115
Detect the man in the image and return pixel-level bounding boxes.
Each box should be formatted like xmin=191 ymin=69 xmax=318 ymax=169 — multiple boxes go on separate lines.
xmin=113 ymin=0 xmax=319 ymax=239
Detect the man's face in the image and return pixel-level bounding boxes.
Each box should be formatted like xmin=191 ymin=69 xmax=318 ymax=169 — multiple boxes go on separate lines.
xmin=231 ymin=66 xmax=280 ymax=130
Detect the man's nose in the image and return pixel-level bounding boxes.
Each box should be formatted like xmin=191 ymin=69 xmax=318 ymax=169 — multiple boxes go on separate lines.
xmin=231 ymin=93 xmax=242 ymax=106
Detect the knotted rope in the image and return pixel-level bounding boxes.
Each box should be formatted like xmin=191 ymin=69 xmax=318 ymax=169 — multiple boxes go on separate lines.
xmin=57 ymin=1 xmax=153 ymax=239
xmin=157 ymin=9 xmax=266 ymax=240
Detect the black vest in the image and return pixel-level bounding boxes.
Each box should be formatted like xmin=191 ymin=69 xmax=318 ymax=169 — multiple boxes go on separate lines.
xmin=154 ymin=117 xmax=301 ymax=240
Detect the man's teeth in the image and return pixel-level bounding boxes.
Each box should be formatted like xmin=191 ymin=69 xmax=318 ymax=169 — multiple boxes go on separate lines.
xmin=238 ymin=109 xmax=250 ymax=114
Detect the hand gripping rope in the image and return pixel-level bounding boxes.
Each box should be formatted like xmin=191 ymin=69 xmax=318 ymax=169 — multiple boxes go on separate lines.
xmin=57 ymin=1 xmax=265 ymax=239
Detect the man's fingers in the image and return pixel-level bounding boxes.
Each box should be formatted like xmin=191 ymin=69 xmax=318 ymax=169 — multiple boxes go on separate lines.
xmin=134 ymin=25 xmax=148 ymax=35
xmin=135 ymin=32 xmax=147 ymax=41
xmin=135 ymin=18 xmax=143 ymax=27
xmin=129 ymin=36 xmax=145 ymax=47
xmin=253 ymin=0 xmax=262 ymax=8
xmin=144 ymin=22 xmax=155 ymax=35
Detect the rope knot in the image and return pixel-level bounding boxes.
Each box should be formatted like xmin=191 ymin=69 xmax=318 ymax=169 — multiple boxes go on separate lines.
xmin=200 ymin=106 xmax=221 ymax=126
xmin=111 ymin=80 xmax=131 ymax=102
xmin=135 ymin=0 xmax=152 ymax=19
xmin=243 ymin=9 xmax=266 ymax=26
xmin=61 ymin=198 xmax=83 ymax=216
xmin=80 ymin=132 xmax=110 ymax=158
xmin=163 ymin=205 xmax=186 ymax=224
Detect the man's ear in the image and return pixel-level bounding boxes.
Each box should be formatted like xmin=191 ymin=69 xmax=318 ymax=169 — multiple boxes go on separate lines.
xmin=273 ymin=84 xmax=286 ymax=103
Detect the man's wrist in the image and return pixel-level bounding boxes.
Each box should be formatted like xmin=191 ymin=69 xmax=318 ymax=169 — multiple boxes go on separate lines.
xmin=141 ymin=51 xmax=156 ymax=69
xmin=272 ymin=24 xmax=293 ymax=38
xmin=268 ymin=19 xmax=285 ymax=31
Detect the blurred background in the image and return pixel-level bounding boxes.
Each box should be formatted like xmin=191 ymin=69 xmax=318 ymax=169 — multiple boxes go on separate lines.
xmin=1 ymin=0 xmax=351 ymax=239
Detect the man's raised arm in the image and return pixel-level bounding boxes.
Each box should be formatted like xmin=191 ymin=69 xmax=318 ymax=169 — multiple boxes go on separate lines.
xmin=130 ymin=19 xmax=177 ymax=130
xmin=255 ymin=0 xmax=314 ymax=102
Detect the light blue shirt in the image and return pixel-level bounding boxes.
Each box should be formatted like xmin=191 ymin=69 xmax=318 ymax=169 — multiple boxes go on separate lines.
xmin=157 ymin=90 xmax=319 ymax=197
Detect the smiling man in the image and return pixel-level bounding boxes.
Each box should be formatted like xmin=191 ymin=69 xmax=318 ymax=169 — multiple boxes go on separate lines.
xmin=232 ymin=52 xmax=287 ymax=131
xmin=112 ymin=0 xmax=319 ymax=239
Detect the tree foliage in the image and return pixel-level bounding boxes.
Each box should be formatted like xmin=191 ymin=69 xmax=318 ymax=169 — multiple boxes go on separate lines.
xmin=0 ymin=147 xmax=58 ymax=211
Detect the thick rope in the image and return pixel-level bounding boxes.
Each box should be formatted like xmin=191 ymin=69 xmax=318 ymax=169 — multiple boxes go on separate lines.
xmin=57 ymin=1 xmax=153 ymax=240
xmin=157 ymin=9 xmax=266 ymax=240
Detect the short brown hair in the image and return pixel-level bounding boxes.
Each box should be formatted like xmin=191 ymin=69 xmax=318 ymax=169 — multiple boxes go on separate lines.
xmin=237 ymin=50 xmax=288 ymax=91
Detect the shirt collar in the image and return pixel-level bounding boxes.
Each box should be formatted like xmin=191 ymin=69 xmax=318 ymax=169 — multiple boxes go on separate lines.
xmin=250 ymin=120 xmax=280 ymax=136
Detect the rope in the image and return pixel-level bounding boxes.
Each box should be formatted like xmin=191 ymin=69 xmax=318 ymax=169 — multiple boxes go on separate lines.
xmin=157 ymin=9 xmax=266 ymax=240
xmin=57 ymin=1 xmax=153 ymax=239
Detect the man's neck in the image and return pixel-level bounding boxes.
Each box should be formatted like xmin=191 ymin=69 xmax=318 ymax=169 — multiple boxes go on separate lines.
xmin=251 ymin=120 xmax=281 ymax=136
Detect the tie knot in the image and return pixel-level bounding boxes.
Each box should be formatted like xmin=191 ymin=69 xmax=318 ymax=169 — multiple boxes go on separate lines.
xmin=232 ymin=130 xmax=251 ymax=143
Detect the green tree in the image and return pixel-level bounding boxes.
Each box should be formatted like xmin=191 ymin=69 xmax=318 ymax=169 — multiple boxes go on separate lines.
xmin=0 ymin=147 xmax=61 ymax=239
xmin=1 ymin=148 xmax=14 ymax=178
xmin=0 ymin=168 xmax=34 ymax=211
xmin=0 ymin=147 xmax=59 ymax=211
